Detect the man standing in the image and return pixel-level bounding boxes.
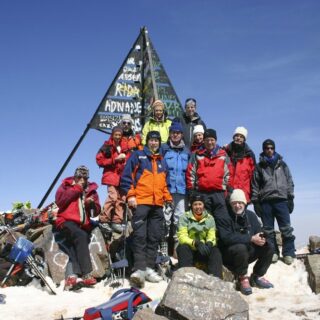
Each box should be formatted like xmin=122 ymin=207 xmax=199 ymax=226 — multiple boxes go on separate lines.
xmin=218 ymin=189 xmax=273 ymax=295
xmin=120 ymin=114 xmax=142 ymax=152
xmin=96 ymin=126 xmax=130 ymax=233
xmin=186 ymin=129 xmax=230 ymax=221
xmin=176 ymin=98 xmax=206 ymax=148
xmin=251 ymin=139 xmax=295 ymax=265
xmin=120 ymin=131 xmax=173 ymax=288
xmin=162 ymin=121 xmax=190 ymax=248
xmin=55 ymin=166 xmax=101 ymax=290
xmin=224 ymin=126 xmax=256 ymax=203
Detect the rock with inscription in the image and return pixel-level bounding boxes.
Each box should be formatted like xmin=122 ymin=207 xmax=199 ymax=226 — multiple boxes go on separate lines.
xmin=309 ymin=235 xmax=320 ymax=252
xmin=32 ymin=225 xmax=110 ymax=283
xmin=89 ymin=227 xmax=109 ymax=278
xmin=156 ymin=267 xmax=249 ymax=320
xmin=305 ymin=255 xmax=320 ymax=294
xmin=133 ymin=308 xmax=168 ymax=320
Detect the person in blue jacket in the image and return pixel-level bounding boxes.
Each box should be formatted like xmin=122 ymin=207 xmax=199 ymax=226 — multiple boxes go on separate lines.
xmin=162 ymin=120 xmax=190 ymax=228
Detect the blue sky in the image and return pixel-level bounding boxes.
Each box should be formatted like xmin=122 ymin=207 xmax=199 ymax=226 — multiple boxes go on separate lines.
xmin=1 ymin=1 xmax=319 ymax=246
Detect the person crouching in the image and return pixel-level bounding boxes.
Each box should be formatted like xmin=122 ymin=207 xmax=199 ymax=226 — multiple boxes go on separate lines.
xmin=218 ymin=189 xmax=274 ymax=295
xmin=176 ymin=194 xmax=222 ymax=278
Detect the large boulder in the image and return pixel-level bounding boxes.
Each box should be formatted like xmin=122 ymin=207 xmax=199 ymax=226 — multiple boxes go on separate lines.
xmin=309 ymin=235 xmax=320 ymax=252
xmin=305 ymin=255 xmax=320 ymax=294
xmin=33 ymin=225 xmax=109 ymax=284
xmin=156 ymin=267 xmax=248 ymax=320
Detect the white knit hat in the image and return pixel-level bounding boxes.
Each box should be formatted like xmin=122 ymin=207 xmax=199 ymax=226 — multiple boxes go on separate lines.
xmin=233 ymin=126 xmax=248 ymax=140
xmin=121 ymin=114 xmax=134 ymax=125
xmin=230 ymin=189 xmax=247 ymax=205
xmin=193 ymin=125 xmax=205 ymax=135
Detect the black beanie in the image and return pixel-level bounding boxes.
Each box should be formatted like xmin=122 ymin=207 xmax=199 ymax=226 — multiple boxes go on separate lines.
xmin=204 ymin=129 xmax=217 ymax=140
xmin=262 ymin=139 xmax=275 ymax=150
xmin=146 ymin=130 xmax=161 ymax=143
xmin=190 ymin=194 xmax=205 ymax=205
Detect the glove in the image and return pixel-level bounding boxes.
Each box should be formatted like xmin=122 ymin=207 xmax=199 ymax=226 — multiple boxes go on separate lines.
xmin=288 ymin=199 xmax=294 ymax=214
xmin=252 ymin=201 xmax=264 ymax=218
xmin=194 ymin=240 xmax=211 ymax=257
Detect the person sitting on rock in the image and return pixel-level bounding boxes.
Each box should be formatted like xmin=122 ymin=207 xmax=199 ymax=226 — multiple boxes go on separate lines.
xmin=176 ymin=194 xmax=222 ymax=278
xmin=55 ymin=165 xmax=101 ymax=290
xmin=217 ymin=189 xmax=273 ymax=295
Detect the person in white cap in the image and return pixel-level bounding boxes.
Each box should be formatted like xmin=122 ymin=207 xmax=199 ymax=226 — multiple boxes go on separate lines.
xmin=217 ymin=189 xmax=273 ymax=296
xmin=224 ymin=126 xmax=256 ymax=203
xmin=190 ymin=124 xmax=205 ymax=152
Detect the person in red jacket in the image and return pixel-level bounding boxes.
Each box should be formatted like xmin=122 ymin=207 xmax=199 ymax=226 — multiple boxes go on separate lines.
xmin=120 ymin=114 xmax=142 ymax=152
xmin=186 ymin=129 xmax=231 ymax=222
xmin=190 ymin=124 xmax=205 ymax=153
xmin=55 ymin=165 xmax=101 ymax=290
xmin=224 ymin=126 xmax=256 ymax=203
xmin=96 ymin=126 xmax=130 ymax=233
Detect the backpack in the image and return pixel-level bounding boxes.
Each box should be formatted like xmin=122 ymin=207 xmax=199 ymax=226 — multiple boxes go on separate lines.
xmin=83 ymin=287 xmax=152 ymax=320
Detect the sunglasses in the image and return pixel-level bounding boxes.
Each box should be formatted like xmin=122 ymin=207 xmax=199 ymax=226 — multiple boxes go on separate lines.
xmin=122 ymin=121 xmax=132 ymax=125
xmin=264 ymin=147 xmax=274 ymax=150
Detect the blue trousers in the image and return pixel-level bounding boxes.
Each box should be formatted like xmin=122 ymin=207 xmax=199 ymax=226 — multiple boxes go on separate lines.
xmin=261 ymin=200 xmax=296 ymax=257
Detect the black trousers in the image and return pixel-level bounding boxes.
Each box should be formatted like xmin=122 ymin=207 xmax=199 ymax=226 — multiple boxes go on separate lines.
xmin=177 ymin=243 xmax=223 ymax=278
xmin=221 ymin=243 xmax=273 ymax=277
xmin=60 ymin=221 xmax=92 ymax=276
xmin=131 ymin=205 xmax=164 ymax=271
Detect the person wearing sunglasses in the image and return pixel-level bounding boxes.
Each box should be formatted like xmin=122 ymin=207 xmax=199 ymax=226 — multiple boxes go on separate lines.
xmin=120 ymin=114 xmax=142 ymax=152
xmin=251 ymin=139 xmax=296 ymax=265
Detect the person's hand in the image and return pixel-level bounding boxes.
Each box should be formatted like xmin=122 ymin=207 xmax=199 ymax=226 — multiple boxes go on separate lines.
xmin=194 ymin=240 xmax=211 ymax=256
xmin=85 ymin=196 xmax=94 ymax=205
xmin=252 ymin=201 xmax=264 ymax=217
xmin=251 ymin=233 xmax=266 ymax=246
xmin=127 ymin=197 xmax=137 ymax=209
xmin=288 ymin=199 xmax=294 ymax=214
xmin=115 ymin=153 xmax=126 ymax=162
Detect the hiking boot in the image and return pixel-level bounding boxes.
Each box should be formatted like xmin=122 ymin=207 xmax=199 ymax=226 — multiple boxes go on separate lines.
xmin=145 ymin=267 xmax=162 ymax=283
xmin=238 ymin=276 xmax=252 ymax=295
xmin=250 ymin=274 xmax=274 ymax=289
xmin=81 ymin=274 xmax=97 ymax=287
xmin=283 ymin=256 xmax=294 ymax=265
xmin=130 ymin=269 xmax=145 ymax=288
xmin=272 ymin=254 xmax=279 ymax=263
xmin=64 ymin=275 xmax=83 ymax=291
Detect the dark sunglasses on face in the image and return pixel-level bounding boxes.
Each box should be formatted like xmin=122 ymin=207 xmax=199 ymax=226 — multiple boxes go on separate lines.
xmin=122 ymin=121 xmax=131 ymax=125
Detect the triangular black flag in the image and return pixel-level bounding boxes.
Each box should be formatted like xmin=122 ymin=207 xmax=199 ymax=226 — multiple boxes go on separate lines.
xmin=90 ymin=27 xmax=182 ymax=133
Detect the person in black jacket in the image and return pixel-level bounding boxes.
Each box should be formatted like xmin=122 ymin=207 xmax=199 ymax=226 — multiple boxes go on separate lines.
xmin=174 ymin=98 xmax=206 ymax=148
xmin=218 ymin=189 xmax=273 ymax=295
xmin=251 ymin=139 xmax=295 ymax=265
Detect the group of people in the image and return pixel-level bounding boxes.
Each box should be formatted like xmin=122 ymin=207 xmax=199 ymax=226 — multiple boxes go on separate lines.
xmin=54 ymin=97 xmax=296 ymax=295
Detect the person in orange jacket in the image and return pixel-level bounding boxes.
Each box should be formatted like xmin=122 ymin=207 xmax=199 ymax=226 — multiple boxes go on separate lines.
xmin=120 ymin=130 xmax=172 ymax=288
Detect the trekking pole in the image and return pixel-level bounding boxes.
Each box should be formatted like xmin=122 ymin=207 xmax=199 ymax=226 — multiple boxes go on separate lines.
xmin=121 ymin=204 xmax=129 ymax=285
